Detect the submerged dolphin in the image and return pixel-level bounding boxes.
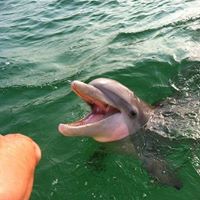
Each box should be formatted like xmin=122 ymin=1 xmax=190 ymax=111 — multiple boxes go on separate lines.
xmin=58 ymin=78 xmax=182 ymax=189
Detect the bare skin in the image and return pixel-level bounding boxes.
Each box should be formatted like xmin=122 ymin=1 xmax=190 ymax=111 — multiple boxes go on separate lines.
xmin=0 ymin=133 xmax=41 ymax=200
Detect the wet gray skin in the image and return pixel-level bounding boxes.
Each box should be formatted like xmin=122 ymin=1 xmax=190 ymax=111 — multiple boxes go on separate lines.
xmin=58 ymin=71 xmax=199 ymax=190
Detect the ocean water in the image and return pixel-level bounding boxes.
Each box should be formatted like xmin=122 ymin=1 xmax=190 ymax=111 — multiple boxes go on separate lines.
xmin=0 ymin=0 xmax=200 ymax=199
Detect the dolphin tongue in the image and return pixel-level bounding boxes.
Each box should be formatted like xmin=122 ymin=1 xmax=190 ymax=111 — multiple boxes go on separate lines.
xmin=66 ymin=104 xmax=119 ymax=126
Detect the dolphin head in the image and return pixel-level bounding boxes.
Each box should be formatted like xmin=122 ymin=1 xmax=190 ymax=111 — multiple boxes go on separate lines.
xmin=58 ymin=78 xmax=152 ymax=142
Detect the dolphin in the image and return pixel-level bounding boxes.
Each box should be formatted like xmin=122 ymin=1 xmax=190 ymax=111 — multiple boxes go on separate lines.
xmin=58 ymin=78 xmax=182 ymax=189
xmin=58 ymin=78 xmax=152 ymax=142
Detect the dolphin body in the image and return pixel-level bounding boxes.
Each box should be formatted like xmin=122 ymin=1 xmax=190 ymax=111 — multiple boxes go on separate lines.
xmin=58 ymin=78 xmax=182 ymax=189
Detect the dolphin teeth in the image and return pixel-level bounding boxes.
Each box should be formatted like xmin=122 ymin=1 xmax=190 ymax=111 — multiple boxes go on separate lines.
xmin=105 ymin=105 xmax=110 ymax=112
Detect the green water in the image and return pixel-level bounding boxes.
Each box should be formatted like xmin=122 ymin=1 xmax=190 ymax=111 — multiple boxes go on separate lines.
xmin=0 ymin=0 xmax=200 ymax=199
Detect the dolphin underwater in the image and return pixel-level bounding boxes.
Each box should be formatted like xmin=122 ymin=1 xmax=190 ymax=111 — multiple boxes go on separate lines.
xmin=58 ymin=78 xmax=182 ymax=189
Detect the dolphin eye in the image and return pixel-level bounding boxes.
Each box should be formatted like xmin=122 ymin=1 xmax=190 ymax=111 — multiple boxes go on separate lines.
xmin=129 ymin=110 xmax=137 ymax=118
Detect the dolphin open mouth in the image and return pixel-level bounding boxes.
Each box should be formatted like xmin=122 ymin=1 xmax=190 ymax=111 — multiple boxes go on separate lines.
xmin=68 ymin=81 xmax=120 ymax=126
xmin=58 ymin=80 xmax=130 ymax=142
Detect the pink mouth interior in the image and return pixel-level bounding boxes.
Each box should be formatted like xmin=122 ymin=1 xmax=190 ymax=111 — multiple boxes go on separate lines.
xmin=68 ymin=101 xmax=120 ymax=127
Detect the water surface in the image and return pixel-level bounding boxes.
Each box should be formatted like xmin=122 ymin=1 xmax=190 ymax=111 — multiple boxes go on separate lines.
xmin=0 ymin=0 xmax=200 ymax=199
